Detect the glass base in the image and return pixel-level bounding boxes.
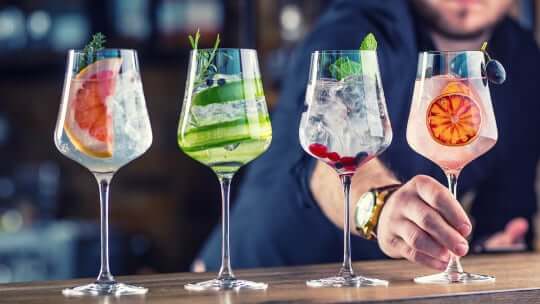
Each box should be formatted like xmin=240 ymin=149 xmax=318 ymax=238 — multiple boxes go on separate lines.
xmin=414 ymin=271 xmax=495 ymax=284
xmin=185 ymin=278 xmax=268 ymax=291
xmin=306 ymin=275 xmax=388 ymax=288
xmin=62 ymin=282 xmax=148 ymax=296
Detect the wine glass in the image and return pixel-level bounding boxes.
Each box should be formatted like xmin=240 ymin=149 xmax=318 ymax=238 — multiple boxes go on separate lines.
xmin=178 ymin=48 xmax=272 ymax=291
xmin=299 ymin=50 xmax=392 ymax=287
xmin=406 ymin=51 xmax=497 ymax=284
xmin=54 ymin=49 xmax=152 ymax=295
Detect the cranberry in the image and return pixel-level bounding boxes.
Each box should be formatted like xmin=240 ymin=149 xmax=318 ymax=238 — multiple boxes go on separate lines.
xmin=308 ymin=143 xmax=328 ymax=158
xmin=327 ymin=152 xmax=340 ymax=162
xmin=340 ymin=157 xmax=356 ymax=166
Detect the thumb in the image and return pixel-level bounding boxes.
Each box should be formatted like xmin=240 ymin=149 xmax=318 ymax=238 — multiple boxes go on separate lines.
xmin=504 ymin=217 xmax=529 ymax=243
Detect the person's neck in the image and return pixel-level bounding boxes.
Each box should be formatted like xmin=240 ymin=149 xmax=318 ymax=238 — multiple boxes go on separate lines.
xmin=430 ymin=30 xmax=491 ymax=51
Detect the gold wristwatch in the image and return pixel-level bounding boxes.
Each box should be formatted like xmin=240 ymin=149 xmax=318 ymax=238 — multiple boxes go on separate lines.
xmin=354 ymin=184 xmax=401 ymax=240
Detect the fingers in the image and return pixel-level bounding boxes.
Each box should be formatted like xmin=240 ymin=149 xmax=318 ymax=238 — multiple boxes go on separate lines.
xmin=504 ymin=218 xmax=529 ymax=243
xmin=377 ymin=174 xmax=475 ymax=268
xmin=397 ymin=219 xmax=450 ymax=261
xmin=483 ymin=218 xmax=529 ymax=250
xmin=389 ymin=236 xmax=448 ymax=271
xmin=402 ymin=196 xmax=469 ymax=256
xmin=413 ymin=175 xmax=471 ymax=237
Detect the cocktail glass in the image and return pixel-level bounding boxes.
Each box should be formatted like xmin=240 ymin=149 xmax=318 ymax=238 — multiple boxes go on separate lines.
xmin=54 ymin=49 xmax=152 ymax=295
xmin=299 ymin=50 xmax=392 ymax=287
xmin=178 ymin=49 xmax=272 ymax=291
xmin=406 ymin=51 xmax=497 ymax=284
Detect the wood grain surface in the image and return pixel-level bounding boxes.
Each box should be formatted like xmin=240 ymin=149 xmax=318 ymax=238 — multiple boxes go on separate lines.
xmin=1 ymin=253 xmax=540 ymax=303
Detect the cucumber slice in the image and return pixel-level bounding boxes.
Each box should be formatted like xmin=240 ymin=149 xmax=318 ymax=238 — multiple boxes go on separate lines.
xmin=179 ymin=117 xmax=270 ymax=152
xmin=192 ymin=79 xmax=264 ymax=106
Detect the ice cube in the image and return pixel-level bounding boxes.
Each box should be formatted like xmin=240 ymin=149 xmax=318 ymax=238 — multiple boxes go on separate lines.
xmin=305 ymin=114 xmax=331 ymax=145
xmin=191 ymin=99 xmax=245 ymax=126
xmin=336 ymin=75 xmax=366 ymax=114
xmin=358 ymin=74 xmax=384 ymax=137
xmin=108 ymin=71 xmax=152 ymax=154
xmin=313 ymin=81 xmax=335 ymax=105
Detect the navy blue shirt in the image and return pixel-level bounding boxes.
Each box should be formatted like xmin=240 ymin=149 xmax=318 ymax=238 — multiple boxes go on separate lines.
xmin=200 ymin=0 xmax=540 ymax=269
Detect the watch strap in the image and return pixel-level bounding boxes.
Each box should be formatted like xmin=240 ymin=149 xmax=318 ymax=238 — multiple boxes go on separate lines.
xmin=357 ymin=184 xmax=401 ymax=240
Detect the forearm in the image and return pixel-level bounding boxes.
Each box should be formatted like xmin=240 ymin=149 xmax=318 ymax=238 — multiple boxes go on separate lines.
xmin=309 ymin=158 xmax=399 ymax=235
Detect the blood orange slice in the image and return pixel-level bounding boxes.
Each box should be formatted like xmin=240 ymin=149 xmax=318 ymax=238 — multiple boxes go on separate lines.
xmin=64 ymin=58 xmax=122 ymax=158
xmin=427 ymin=81 xmax=482 ymax=146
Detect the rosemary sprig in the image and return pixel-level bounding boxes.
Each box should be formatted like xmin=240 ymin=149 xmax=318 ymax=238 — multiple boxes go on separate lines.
xmin=188 ymin=29 xmax=200 ymax=50
xmin=78 ymin=33 xmax=106 ymax=72
xmin=188 ymin=29 xmax=221 ymax=85
xmin=480 ymin=41 xmax=492 ymax=60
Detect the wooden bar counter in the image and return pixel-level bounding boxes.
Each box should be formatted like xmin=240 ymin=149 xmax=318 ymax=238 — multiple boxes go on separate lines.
xmin=2 ymin=253 xmax=540 ymax=303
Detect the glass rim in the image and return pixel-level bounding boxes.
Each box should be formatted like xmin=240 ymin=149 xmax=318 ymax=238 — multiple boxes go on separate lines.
xmin=190 ymin=48 xmax=257 ymax=53
xmin=313 ymin=50 xmax=377 ymax=54
xmin=69 ymin=48 xmax=137 ymax=54
xmin=420 ymin=50 xmax=484 ymax=55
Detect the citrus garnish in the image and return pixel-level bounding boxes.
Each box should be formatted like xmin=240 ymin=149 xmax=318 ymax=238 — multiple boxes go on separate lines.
xmin=64 ymin=58 xmax=122 ymax=158
xmin=427 ymin=81 xmax=482 ymax=146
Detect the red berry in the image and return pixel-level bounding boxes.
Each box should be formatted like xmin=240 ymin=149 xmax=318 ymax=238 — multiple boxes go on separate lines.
xmin=327 ymin=152 xmax=340 ymax=162
xmin=308 ymin=143 xmax=328 ymax=158
xmin=340 ymin=157 xmax=356 ymax=166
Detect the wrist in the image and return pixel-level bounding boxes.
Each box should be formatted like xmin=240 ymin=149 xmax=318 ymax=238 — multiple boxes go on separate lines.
xmin=354 ymin=184 xmax=401 ymax=240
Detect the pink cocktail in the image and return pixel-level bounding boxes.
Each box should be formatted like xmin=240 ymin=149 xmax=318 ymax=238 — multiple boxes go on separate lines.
xmin=406 ymin=51 xmax=498 ymax=284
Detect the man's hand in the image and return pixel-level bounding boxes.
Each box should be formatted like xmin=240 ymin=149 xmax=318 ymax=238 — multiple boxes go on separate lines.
xmin=377 ymin=175 xmax=472 ymax=271
xmin=482 ymin=217 xmax=528 ymax=251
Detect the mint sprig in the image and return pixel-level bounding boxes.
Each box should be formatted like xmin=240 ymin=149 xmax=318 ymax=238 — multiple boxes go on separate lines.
xmin=329 ymin=33 xmax=377 ymax=80
xmin=329 ymin=58 xmax=361 ymax=81
xmin=78 ymin=33 xmax=106 ymax=72
xmin=360 ymin=33 xmax=377 ymax=51
xmin=188 ymin=29 xmax=221 ymax=85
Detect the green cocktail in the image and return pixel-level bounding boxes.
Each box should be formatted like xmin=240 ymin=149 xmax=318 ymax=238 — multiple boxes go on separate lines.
xmin=178 ymin=45 xmax=272 ymax=291
xmin=178 ymin=78 xmax=272 ymax=175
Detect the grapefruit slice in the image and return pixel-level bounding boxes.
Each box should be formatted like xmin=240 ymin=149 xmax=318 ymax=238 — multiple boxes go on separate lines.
xmin=427 ymin=81 xmax=482 ymax=146
xmin=64 ymin=58 xmax=122 ymax=158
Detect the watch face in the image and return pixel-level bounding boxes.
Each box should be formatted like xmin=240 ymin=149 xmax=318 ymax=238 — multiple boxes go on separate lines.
xmin=355 ymin=192 xmax=376 ymax=228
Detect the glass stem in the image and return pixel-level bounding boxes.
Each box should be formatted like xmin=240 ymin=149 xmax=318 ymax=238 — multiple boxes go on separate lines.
xmin=217 ymin=174 xmax=235 ymax=281
xmin=444 ymin=173 xmax=464 ymax=274
xmin=338 ymin=174 xmax=355 ymax=278
xmin=94 ymin=172 xmax=116 ymax=284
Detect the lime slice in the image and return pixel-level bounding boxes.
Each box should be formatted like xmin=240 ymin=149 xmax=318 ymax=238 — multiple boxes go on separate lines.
xmin=192 ymin=79 xmax=264 ymax=106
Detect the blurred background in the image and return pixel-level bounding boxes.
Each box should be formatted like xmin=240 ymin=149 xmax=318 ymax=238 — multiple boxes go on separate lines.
xmin=0 ymin=0 xmax=537 ymax=283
